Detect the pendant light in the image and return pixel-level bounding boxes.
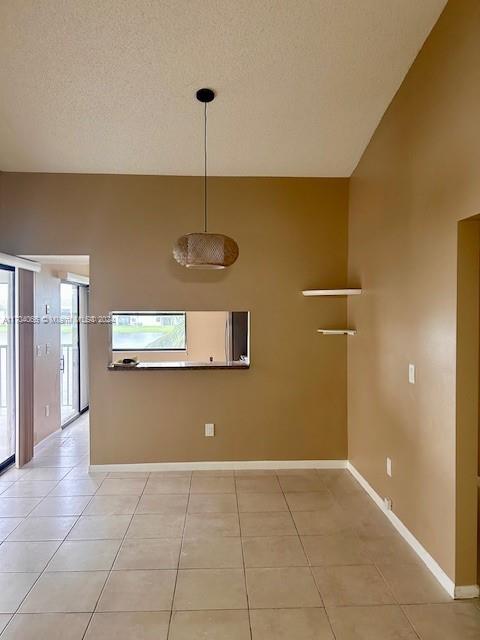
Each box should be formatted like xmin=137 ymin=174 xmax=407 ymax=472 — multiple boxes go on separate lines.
xmin=173 ymin=88 xmax=239 ymax=269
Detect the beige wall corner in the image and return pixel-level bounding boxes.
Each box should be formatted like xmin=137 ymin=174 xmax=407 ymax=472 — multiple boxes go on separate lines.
xmin=348 ymin=0 xmax=480 ymax=587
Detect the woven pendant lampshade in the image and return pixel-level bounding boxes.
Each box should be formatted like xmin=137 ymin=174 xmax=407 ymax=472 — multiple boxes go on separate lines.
xmin=173 ymin=232 xmax=239 ymax=269
xmin=173 ymin=88 xmax=239 ymax=269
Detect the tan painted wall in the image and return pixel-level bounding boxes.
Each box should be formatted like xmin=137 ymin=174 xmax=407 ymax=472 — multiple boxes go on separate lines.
xmin=0 ymin=174 xmax=349 ymax=464
xmin=348 ymin=0 xmax=480 ymax=585
xmin=113 ymin=311 xmax=230 ymax=363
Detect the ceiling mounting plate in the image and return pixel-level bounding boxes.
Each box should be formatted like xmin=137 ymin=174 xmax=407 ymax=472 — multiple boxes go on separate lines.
xmin=196 ymin=88 xmax=215 ymax=103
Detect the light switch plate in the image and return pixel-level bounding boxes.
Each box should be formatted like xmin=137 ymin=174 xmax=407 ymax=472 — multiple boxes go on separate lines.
xmin=386 ymin=457 xmax=392 ymax=477
xmin=205 ymin=423 xmax=215 ymax=437
xmin=408 ymin=363 xmax=415 ymax=384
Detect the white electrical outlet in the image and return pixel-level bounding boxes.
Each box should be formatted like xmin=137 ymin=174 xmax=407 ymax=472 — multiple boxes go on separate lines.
xmin=36 ymin=345 xmax=43 ymax=357
xmin=408 ymin=363 xmax=415 ymax=384
xmin=205 ymin=423 xmax=215 ymax=437
xmin=45 ymin=405 xmax=50 ymax=417
xmin=45 ymin=343 xmax=51 ymax=355
xmin=386 ymin=457 xmax=392 ymax=477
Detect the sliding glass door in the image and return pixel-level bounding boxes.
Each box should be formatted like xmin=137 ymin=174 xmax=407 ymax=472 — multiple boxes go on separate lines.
xmin=60 ymin=282 xmax=79 ymax=426
xmin=0 ymin=266 xmax=15 ymax=471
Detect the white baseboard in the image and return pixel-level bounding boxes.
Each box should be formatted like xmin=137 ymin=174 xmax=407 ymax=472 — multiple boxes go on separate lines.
xmin=454 ymin=585 xmax=480 ymax=599
xmin=347 ymin=462 xmax=479 ymax=600
xmin=90 ymin=459 xmax=348 ymax=473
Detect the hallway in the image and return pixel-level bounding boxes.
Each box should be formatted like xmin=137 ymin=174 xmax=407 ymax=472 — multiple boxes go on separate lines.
xmin=0 ymin=415 xmax=479 ymax=639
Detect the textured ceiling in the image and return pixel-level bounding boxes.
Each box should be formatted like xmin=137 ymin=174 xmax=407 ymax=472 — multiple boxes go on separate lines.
xmin=0 ymin=0 xmax=446 ymax=176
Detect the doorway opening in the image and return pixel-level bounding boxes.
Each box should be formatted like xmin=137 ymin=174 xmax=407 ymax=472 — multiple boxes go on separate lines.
xmin=0 ymin=264 xmax=15 ymax=471
xmin=21 ymin=254 xmax=90 ymax=450
xmin=60 ymin=281 xmax=89 ymax=426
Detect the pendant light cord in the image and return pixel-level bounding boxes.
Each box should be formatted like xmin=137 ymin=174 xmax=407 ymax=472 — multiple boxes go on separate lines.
xmin=204 ymin=101 xmax=208 ymax=233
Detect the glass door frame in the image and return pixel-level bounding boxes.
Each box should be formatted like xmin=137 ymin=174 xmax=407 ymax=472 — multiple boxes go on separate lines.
xmin=60 ymin=280 xmax=80 ymax=428
xmin=0 ymin=264 xmax=16 ymax=473
xmin=78 ymin=284 xmax=89 ymax=413
xmin=60 ymin=280 xmax=89 ymax=428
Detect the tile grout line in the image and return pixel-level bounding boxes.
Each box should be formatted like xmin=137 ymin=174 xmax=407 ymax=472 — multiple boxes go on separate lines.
xmin=315 ymin=471 xmax=383 ymax=638
xmin=373 ymin=557 xmax=437 ymax=639
xmin=0 ymin=426 xmax=87 ymax=635
xmin=80 ymin=472 xmax=149 ymax=639
xmin=312 ymin=477 xmax=341 ymax=640
xmin=312 ymin=470 xmax=425 ymax=638
xmin=0 ymin=473 xmax=64 ymax=519
xmin=235 ymin=475 xmax=254 ymax=640
xmin=314 ymin=470 xmax=424 ymax=638
xmin=330 ymin=474 xmax=443 ymax=634
xmin=165 ymin=471 xmax=192 ymax=639
xmin=400 ymin=602 xmax=435 ymax=640
xmin=280 ymin=470 xmax=339 ymax=639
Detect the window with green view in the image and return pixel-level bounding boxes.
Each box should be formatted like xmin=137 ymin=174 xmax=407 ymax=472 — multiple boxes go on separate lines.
xmin=111 ymin=313 xmax=186 ymax=351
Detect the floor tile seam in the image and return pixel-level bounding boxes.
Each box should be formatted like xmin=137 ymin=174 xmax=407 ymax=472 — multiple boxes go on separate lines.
xmin=278 ymin=481 xmax=332 ymax=632
xmin=81 ymin=468 xmax=149 ymax=639
xmin=2 ymin=428 xmax=83 ymax=629
xmin=166 ymin=467 xmax=193 ymax=639
xmin=234 ymin=486 xmax=253 ymax=640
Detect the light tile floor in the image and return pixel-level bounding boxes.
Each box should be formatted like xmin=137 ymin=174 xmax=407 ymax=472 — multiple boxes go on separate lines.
xmin=0 ymin=413 xmax=479 ymax=638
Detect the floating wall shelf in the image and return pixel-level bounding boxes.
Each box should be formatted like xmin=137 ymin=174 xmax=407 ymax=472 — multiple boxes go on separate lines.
xmin=317 ymin=329 xmax=357 ymax=336
xmin=302 ymin=289 xmax=362 ymax=297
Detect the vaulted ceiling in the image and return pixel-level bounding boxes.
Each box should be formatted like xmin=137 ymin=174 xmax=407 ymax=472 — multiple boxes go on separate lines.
xmin=0 ymin=0 xmax=446 ymax=176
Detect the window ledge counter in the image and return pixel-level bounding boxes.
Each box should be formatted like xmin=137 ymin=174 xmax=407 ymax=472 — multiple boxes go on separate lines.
xmin=108 ymin=361 xmax=250 ymax=370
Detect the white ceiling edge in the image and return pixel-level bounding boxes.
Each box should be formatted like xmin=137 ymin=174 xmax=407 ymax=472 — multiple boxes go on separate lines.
xmin=0 ymin=252 xmax=41 ymax=272
xmin=56 ymin=271 xmax=90 ymax=286
xmin=21 ymin=255 xmax=90 ymax=265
